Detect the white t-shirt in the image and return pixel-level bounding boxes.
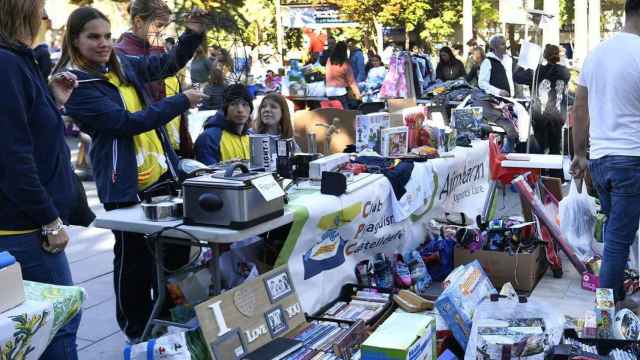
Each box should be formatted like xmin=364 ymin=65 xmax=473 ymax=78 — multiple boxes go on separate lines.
xmin=578 ymin=32 xmax=640 ymax=159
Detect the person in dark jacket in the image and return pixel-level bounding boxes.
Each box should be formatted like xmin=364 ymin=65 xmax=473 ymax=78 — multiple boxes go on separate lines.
xmin=348 ymin=38 xmax=366 ymax=83
xmin=115 ymin=0 xmax=194 ymax=158
xmin=436 ymin=46 xmax=466 ymax=82
xmin=0 ymin=0 xmax=82 ymax=358
xmin=465 ymin=47 xmax=485 ymax=87
xmin=33 ymin=43 xmax=53 ymax=78
xmin=194 ymin=84 xmax=253 ymax=165
xmin=514 ymin=44 xmax=571 ymax=156
xmin=55 ymin=6 xmax=206 ymax=341
xmin=200 ymin=66 xmax=225 ymax=111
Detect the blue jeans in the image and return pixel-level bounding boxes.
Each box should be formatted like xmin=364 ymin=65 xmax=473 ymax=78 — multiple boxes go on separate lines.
xmin=589 ymin=156 xmax=640 ymax=301
xmin=0 ymin=232 xmax=80 ymax=359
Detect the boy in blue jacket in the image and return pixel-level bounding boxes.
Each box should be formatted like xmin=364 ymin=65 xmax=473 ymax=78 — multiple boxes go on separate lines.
xmin=194 ymin=84 xmax=253 ymax=165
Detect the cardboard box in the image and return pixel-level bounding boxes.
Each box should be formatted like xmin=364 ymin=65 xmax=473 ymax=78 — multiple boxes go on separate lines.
xmin=435 ymin=261 xmax=496 ymax=350
xmin=0 ymin=262 xmax=25 ymax=313
xmin=454 ymin=245 xmax=547 ymax=293
xmin=362 ymin=312 xmax=436 ymax=360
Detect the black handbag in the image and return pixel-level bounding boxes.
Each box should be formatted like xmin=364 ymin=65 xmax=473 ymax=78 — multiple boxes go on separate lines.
xmin=68 ymin=172 xmax=95 ymax=227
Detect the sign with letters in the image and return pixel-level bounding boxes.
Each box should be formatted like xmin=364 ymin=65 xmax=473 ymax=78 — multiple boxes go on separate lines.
xmin=195 ymin=266 xmax=306 ymax=359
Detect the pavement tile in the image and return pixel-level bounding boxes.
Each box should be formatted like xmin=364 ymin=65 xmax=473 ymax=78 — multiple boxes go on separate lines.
xmin=80 ymin=272 xmax=115 ymax=310
xmin=66 ymin=226 xmax=114 ymax=264
xmin=78 ymin=331 xmax=127 ymax=360
xmin=70 ymin=251 xmax=114 ymax=284
xmin=76 ymin=338 xmax=94 ymax=351
xmin=76 ymin=299 xmax=120 ymax=342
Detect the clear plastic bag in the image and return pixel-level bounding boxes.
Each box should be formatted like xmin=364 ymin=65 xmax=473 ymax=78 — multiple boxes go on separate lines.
xmin=464 ymin=296 xmax=565 ymax=360
xmin=559 ymin=180 xmax=597 ymax=262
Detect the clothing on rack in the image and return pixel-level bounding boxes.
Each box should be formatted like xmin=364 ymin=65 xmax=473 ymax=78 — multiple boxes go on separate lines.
xmin=380 ymin=52 xmax=416 ymax=99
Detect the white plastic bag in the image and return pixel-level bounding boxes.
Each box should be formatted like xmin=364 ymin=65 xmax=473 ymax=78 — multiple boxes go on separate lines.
xmin=464 ymin=296 xmax=565 ymax=360
xmin=559 ymin=180 xmax=597 ymax=262
xmin=124 ymin=332 xmax=191 ymax=360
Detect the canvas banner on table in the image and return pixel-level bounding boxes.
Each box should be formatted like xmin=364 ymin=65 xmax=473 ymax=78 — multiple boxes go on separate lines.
xmin=277 ymin=141 xmax=490 ymax=314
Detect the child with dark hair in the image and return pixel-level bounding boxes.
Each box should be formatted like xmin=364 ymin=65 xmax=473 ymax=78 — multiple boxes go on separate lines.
xmin=194 ymin=84 xmax=253 ymax=164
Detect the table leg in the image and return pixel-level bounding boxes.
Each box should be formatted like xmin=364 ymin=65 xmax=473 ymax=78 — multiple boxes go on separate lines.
xmin=482 ymin=180 xmax=498 ymax=223
xmin=209 ymin=243 xmax=222 ymax=296
xmin=141 ymin=237 xmax=167 ymax=341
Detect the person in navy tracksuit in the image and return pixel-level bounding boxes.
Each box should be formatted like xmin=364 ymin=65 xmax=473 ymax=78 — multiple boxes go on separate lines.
xmin=0 ymin=1 xmax=82 ymax=358
xmin=55 ymin=6 xmax=206 ymax=341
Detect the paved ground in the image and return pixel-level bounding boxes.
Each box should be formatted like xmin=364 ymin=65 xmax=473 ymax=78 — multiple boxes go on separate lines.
xmin=66 ymin=138 xmax=596 ymax=359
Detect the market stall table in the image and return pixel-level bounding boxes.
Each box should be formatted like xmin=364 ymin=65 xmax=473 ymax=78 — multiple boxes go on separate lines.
xmin=94 ymin=205 xmax=295 ymax=341
xmin=0 ymin=281 xmax=85 ymax=358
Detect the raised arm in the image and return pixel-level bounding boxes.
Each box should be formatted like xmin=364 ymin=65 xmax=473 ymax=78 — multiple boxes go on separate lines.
xmin=125 ymin=29 xmax=204 ymax=83
xmin=65 ymin=83 xmax=203 ymax=137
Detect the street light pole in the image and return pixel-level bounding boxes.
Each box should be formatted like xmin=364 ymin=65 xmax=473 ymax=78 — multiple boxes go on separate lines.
xmin=275 ymin=0 xmax=285 ymax=66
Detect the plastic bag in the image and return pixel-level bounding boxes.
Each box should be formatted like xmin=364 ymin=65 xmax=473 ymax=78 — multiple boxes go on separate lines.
xmin=559 ymin=180 xmax=597 ymax=262
xmin=219 ymin=237 xmax=261 ymax=290
xmin=464 ymin=295 xmax=565 ymax=360
xmin=123 ymin=332 xmax=191 ymax=360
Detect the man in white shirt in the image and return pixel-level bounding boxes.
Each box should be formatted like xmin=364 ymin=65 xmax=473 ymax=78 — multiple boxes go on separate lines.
xmin=479 ymin=35 xmax=514 ymax=97
xmin=572 ymin=0 xmax=640 ymax=308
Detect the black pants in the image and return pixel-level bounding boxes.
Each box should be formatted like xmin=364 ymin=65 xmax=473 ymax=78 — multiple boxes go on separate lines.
xmin=112 ymin=230 xmax=154 ymax=340
xmin=533 ymin=116 xmax=562 ymax=156
xmin=533 ymin=115 xmax=564 ymax=178
xmin=107 ymin=204 xmax=190 ymax=340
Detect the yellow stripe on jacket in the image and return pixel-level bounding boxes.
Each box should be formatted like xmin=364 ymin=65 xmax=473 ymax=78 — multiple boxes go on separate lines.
xmin=105 ymin=72 xmax=167 ymax=190
xmin=0 ymin=229 xmax=38 ymax=236
xmin=220 ymin=131 xmax=251 ymax=162
xmin=164 ymin=77 xmax=182 ymax=151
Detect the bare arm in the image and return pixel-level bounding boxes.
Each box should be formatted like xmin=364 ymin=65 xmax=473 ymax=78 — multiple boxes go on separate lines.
xmin=573 ymin=85 xmax=589 ymax=158
xmin=570 ymin=85 xmax=590 ymax=182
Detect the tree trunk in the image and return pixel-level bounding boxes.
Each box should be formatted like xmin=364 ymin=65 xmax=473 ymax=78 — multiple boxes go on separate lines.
xmin=405 ymin=23 xmax=411 ymax=50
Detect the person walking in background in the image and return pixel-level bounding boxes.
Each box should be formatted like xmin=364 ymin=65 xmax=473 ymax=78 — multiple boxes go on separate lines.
xmin=55 ymin=6 xmax=206 ymax=341
xmin=164 ymin=37 xmax=175 ymax=52
xmin=514 ymin=44 xmax=570 ymax=157
xmin=348 ymin=38 xmax=366 ymax=83
xmin=465 ymin=47 xmax=485 ymax=87
xmin=201 ymin=67 xmax=225 ymax=111
xmin=479 ymin=35 xmax=514 ymax=97
xmin=435 ymin=46 xmax=466 ymax=82
xmin=571 ymin=0 xmax=640 ymax=311
xmin=116 ymin=0 xmax=193 ymax=158
xmin=325 ymin=41 xmax=361 ymax=110
xmin=190 ymin=45 xmax=212 ymax=85
xmin=319 ymin=35 xmax=336 ymax=66
xmin=0 ymin=0 xmax=82 ymax=358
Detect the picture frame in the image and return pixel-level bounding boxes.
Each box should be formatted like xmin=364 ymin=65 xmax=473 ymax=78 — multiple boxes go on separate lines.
xmin=381 ymin=126 xmax=409 ymax=157
xmin=263 ymin=269 xmax=294 ymax=304
xmin=264 ymin=305 xmax=289 ymax=337
xmin=210 ymin=328 xmax=247 ymax=360
xmin=355 ymin=112 xmax=390 ymax=152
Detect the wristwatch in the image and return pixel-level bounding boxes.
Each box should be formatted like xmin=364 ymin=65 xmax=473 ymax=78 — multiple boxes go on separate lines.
xmin=42 ymin=218 xmax=64 ymax=236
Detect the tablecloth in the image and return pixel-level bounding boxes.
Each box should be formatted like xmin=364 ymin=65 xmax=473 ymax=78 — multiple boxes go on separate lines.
xmin=0 ymin=281 xmax=85 ymax=359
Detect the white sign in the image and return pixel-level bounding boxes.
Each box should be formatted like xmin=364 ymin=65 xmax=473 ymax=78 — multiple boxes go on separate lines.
xmin=518 ymin=42 xmax=542 ymax=70
xmin=499 ymin=0 xmax=528 ymax=25
xmin=251 ymin=176 xmax=285 ymax=202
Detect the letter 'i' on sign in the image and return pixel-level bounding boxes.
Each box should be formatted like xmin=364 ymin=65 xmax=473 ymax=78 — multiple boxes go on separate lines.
xmin=208 ymin=301 xmax=231 ymax=337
